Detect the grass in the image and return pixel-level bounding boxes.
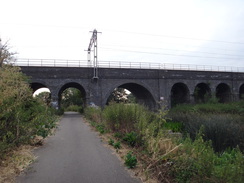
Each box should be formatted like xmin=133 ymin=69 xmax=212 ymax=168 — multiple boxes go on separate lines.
xmin=0 ymin=145 xmax=36 ymax=183
xmin=64 ymin=105 xmax=84 ymax=114
xmin=167 ymin=102 xmax=244 ymax=153
xmin=169 ymin=101 xmax=244 ymax=115
xmin=84 ymin=102 xmax=244 ymax=183
xmin=170 ymin=130 xmax=244 ymax=183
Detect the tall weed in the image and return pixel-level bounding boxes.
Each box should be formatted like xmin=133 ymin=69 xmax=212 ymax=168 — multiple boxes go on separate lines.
xmin=170 ymin=101 xmax=244 ymax=114
xmin=103 ymin=103 xmax=152 ymax=133
xmin=168 ymin=111 xmax=244 ymax=152
xmin=170 ymin=130 xmax=244 ymax=183
xmin=84 ymin=107 xmax=102 ymax=123
xmin=85 ymin=102 xmax=244 ymax=183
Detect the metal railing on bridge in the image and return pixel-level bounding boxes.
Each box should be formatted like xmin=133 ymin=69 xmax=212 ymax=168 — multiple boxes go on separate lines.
xmin=12 ymin=58 xmax=244 ymax=73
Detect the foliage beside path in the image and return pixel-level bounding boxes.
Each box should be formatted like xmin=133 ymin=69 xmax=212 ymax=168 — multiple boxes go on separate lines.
xmin=84 ymin=103 xmax=244 ymax=183
xmin=0 ymin=65 xmax=57 ymax=169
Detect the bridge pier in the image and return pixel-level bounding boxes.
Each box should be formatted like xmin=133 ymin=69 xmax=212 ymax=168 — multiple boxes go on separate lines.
xmin=86 ymin=79 xmax=103 ymax=107
xmin=190 ymin=93 xmax=195 ymax=104
xmin=49 ymin=87 xmax=60 ymax=110
xmin=232 ymin=93 xmax=240 ymax=102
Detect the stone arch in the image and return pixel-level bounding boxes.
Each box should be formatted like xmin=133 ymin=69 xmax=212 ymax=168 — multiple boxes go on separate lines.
xmin=171 ymin=82 xmax=190 ymax=107
xmin=30 ymin=82 xmax=51 ymax=105
xmin=30 ymin=82 xmax=49 ymax=93
xmin=239 ymin=84 xmax=244 ymax=99
xmin=105 ymin=82 xmax=157 ymax=109
xmin=194 ymin=83 xmax=211 ymax=103
xmin=216 ymin=83 xmax=231 ymax=103
xmin=58 ymin=82 xmax=86 ymax=107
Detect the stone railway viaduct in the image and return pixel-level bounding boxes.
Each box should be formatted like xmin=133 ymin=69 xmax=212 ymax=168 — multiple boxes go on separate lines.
xmin=20 ymin=65 xmax=244 ymax=109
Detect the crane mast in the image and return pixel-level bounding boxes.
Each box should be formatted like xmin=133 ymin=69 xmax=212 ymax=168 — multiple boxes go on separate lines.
xmin=87 ymin=29 xmax=101 ymax=79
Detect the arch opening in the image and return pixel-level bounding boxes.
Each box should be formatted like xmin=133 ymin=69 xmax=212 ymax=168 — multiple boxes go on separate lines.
xmin=31 ymin=83 xmax=51 ymax=105
xmin=58 ymin=82 xmax=86 ymax=111
xmin=106 ymin=83 xmax=156 ymax=109
xmin=171 ymin=83 xmax=190 ymax=107
xmin=194 ymin=83 xmax=211 ymax=103
xmin=239 ymin=84 xmax=244 ymax=100
xmin=216 ymin=83 xmax=231 ymax=103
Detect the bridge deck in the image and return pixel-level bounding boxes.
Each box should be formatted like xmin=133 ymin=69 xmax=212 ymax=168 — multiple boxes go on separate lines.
xmin=12 ymin=59 xmax=244 ymax=73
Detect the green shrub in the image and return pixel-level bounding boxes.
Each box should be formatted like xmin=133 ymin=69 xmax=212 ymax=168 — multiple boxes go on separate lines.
xmin=123 ymin=131 xmax=138 ymax=147
xmin=169 ymin=101 xmax=244 ymax=115
xmin=168 ymin=102 xmax=244 ymax=152
xmin=170 ymin=130 xmax=244 ymax=183
xmin=0 ymin=65 xmax=57 ymax=160
xmin=114 ymin=132 xmax=123 ymax=139
xmin=213 ymin=149 xmax=244 ymax=183
xmin=84 ymin=107 xmax=102 ymax=123
xmin=163 ymin=121 xmax=183 ymax=132
xmin=108 ymin=138 xmax=114 ymax=146
xmin=55 ymin=108 xmax=64 ymax=116
xmin=113 ymin=141 xmax=121 ymax=149
xmin=168 ymin=111 xmax=244 ymax=152
xmin=103 ymin=103 xmax=152 ymax=133
xmin=124 ymin=152 xmax=137 ymax=169
xmin=96 ymin=123 xmax=106 ymax=134
xmin=65 ymin=105 xmax=83 ymax=113
xmin=84 ymin=102 xmax=244 ymax=182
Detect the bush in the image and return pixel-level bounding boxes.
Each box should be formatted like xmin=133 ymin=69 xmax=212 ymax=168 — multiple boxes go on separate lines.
xmin=113 ymin=141 xmax=121 ymax=149
xmin=170 ymin=130 xmax=244 ymax=183
xmin=108 ymin=138 xmax=114 ymax=146
xmin=124 ymin=152 xmax=137 ymax=169
xmin=55 ymin=108 xmax=64 ymax=116
xmin=85 ymin=102 xmax=244 ymax=182
xmin=168 ymin=111 xmax=244 ymax=152
xmin=123 ymin=131 xmax=138 ymax=147
xmin=114 ymin=132 xmax=123 ymax=139
xmin=84 ymin=107 xmax=102 ymax=123
xmin=168 ymin=102 xmax=244 ymax=152
xmin=169 ymin=101 xmax=244 ymax=115
xmin=0 ymin=65 xmax=57 ymax=160
xmin=96 ymin=123 xmax=106 ymax=134
xmin=103 ymin=103 xmax=158 ymax=138
xmin=163 ymin=121 xmax=183 ymax=132
xmin=65 ymin=105 xmax=83 ymax=113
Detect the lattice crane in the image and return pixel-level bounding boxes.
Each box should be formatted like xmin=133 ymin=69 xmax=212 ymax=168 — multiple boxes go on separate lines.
xmin=87 ymin=29 xmax=101 ymax=79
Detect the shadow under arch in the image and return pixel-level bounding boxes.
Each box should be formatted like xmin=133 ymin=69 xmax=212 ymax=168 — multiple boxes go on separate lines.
xmin=30 ymin=82 xmax=49 ymax=93
xmin=58 ymin=82 xmax=86 ymax=107
xmin=106 ymin=82 xmax=157 ymax=110
xmin=240 ymin=84 xmax=244 ymax=100
xmin=171 ymin=82 xmax=190 ymax=107
xmin=194 ymin=83 xmax=211 ymax=103
xmin=216 ymin=83 xmax=231 ymax=103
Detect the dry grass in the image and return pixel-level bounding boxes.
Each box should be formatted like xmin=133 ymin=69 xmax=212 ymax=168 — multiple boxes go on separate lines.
xmin=0 ymin=122 xmax=57 ymax=183
xmin=0 ymin=145 xmax=36 ymax=183
xmin=0 ymin=134 xmax=51 ymax=183
xmin=103 ymin=134 xmax=158 ymax=183
xmin=100 ymin=133 xmax=158 ymax=183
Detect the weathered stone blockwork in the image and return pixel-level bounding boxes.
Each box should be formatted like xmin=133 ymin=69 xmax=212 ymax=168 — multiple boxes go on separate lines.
xmin=20 ymin=66 xmax=244 ymax=109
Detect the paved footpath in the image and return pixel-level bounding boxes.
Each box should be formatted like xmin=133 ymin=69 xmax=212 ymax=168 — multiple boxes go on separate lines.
xmin=17 ymin=112 xmax=141 ymax=183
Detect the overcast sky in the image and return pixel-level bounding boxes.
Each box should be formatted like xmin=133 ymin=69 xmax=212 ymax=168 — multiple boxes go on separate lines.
xmin=1 ymin=0 xmax=244 ymax=68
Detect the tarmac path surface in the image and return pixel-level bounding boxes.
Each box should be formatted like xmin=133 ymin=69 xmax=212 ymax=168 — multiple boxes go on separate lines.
xmin=17 ymin=112 xmax=141 ymax=183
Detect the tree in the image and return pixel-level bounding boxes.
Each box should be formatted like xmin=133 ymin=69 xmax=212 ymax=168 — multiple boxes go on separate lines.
xmin=0 ymin=65 xmax=56 ymax=157
xmin=35 ymin=91 xmax=51 ymax=106
xmin=107 ymin=88 xmax=131 ymax=103
xmin=0 ymin=39 xmax=56 ymax=158
xmin=0 ymin=38 xmax=15 ymax=67
xmin=61 ymin=88 xmax=83 ymax=109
